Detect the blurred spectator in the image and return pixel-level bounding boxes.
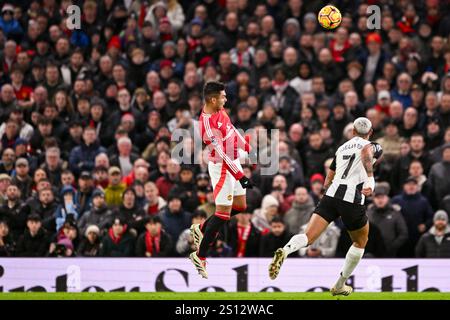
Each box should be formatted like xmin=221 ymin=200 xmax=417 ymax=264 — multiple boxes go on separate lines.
xmin=12 ymin=158 xmax=32 ymax=199
xmin=15 ymin=214 xmax=49 ymax=257
xmin=392 ymin=177 xmax=434 ymax=257
xmin=0 ymin=220 xmax=15 ymax=256
xmin=76 ymin=171 xmax=95 ymax=215
xmin=428 ymin=144 xmax=450 ymax=208
xmin=69 ymin=126 xmax=107 ymax=176
xmin=104 ymin=166 xmax=126 ymax=208
xmin=156 ymin=158 xmax=180 ymax=200
xmin=252 ymin=194 xmax=279 ymax=234
xmin=367 ymin=183 xmax=409 ymax=257
xmin=77 ymin=225 xmax=101 ymax=257
xmin=136 ymin=215 xmax=172 ymax=257
xmin=299 ymin=221 xmax=340 ymax=258
xmin=228 ymin=212 xmax=261 ymax=257
xmin=78 ymin=189 xmax=113 ymax=236
xmin=100 ymin=216 xmax=135 ymax=257
xmin=259 ymin=216 xmax=293 ymax=257
xmin=55 ymin=186 xmax=79 ymax=231
xmin=143 ymin=181 xmax=167 ymax=216
xmin=159 ymin=191 xmax=191 ymax=254
xmin=415 ymin=210 xmax=450 ymax=258
xmin=115 ymin=188 xmax=146 ymax=234
xmin=0 ymin=184 xmax=26 ymax=240
xmin=284 ymin=187 xmax=314 ymax=235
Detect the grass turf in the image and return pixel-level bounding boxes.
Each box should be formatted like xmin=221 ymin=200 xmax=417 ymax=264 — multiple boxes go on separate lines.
xmin=0 ymin=292 xmax=449 ymax=300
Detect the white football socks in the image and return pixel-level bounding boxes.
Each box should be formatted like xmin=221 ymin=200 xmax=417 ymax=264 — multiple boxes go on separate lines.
xmin=283 ymin=234 xmax=309 ymax=256
xmin=335 ymin=245 xmax=365 ymax=289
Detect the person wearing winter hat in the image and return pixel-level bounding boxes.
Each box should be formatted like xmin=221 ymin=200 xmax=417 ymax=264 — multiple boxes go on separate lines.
xmin=77 ymin=189 xmax=113 ymax=236
xmin=252 ymin=194 xmax=280 ymax=234
xmin=415 ymin=210 xmax=450 ymax=258
xmin=77 ymin=224 xmax=101 ymax=257
xmin=55 ymin=185 xmax=80 ymax=231
xmin=160 ymin=189 xmax=192 ymax=254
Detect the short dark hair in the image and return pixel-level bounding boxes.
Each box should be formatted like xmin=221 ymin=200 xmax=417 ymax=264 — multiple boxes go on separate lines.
xmin=203 ymin=81 xmax=225 ymax=102
xmin=144 ymin=215 xmax=162 ymax=225
xmin=270 ymin=216 xmax=284 ymax=224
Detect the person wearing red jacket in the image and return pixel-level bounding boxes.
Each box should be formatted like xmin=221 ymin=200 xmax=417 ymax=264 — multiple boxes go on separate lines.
xmin=189 ymin=81 xmax=255 ymax=278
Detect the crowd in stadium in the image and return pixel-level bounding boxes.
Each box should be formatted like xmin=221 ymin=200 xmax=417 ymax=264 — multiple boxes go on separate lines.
xmin=0 ymin=0 xmax=450 ymax=259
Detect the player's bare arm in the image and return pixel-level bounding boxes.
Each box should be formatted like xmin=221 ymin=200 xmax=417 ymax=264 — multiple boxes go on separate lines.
xmin=361 ymin=144 xmax=375 ymax=197
xmin=323 ymin=169 xmax=335 ymax=192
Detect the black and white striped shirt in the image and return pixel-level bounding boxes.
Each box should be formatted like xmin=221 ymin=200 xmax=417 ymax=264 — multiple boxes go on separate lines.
xmin=326 ymin=137 xmax=371 ymax=205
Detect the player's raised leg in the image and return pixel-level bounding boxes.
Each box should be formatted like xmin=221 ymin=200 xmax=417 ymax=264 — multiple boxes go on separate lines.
xmin=190 ymin=203 xmax=231 ymax=278
xmin=331 ymin=222 xmax=369 ymax=296
xmin=269 ymin=213 xmax=329 ymax=280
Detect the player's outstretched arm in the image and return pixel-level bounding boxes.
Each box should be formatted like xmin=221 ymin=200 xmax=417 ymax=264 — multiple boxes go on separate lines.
xmin=361 ymin=144 xmax=375 ymax=196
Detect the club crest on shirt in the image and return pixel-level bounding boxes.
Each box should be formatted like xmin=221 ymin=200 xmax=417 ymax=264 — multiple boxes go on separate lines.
xmin=227 ymin=194 xmax=232 ymax=201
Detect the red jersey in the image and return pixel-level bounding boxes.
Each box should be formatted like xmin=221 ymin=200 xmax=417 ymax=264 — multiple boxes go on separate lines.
xmin=199 ymin=107 xmax=250 ymax=180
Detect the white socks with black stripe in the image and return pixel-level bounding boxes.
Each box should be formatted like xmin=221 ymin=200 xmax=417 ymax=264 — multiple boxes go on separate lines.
xmin=334 ymin=245 xmax=365 ymax=289
xmin=283 ymin=234 xmax=308 ymax=256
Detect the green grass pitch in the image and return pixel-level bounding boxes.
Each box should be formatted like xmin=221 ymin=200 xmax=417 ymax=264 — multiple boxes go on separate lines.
xmin=1 ymin=292 xmax=449 ymax=300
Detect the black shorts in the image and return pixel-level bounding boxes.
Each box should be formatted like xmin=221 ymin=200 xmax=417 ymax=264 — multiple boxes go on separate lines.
xmin=314 ymin=195 xmax=367 ymax=231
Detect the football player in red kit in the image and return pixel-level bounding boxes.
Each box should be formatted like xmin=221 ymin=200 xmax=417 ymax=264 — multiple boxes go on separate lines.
xmin=189 ymin=81 xmax=254 ymax=278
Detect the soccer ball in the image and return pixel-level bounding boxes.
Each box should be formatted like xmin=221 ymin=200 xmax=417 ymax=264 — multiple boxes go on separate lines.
xmin=318 ymin=5 xmax=342 ymax=30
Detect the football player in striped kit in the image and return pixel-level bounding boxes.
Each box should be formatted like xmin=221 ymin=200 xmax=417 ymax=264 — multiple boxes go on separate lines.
xmin=269 ymin=117 xmax=383 ymax=296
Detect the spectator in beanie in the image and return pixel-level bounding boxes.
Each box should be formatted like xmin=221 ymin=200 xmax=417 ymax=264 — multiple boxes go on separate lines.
xmin=176 ymin=210 xmax=207 ymax=257
xmin=104 ymin=166 xmax=126 ymax=208
xmin=100 ymin=216 xmax=135 ymax=257
xmin=392 ymin=177 xmax=434 ymax=257
xmin=170 ymin=165 xmax=200 ymax=213
xmin=0 ymin=184 xmax=26 ymax=240
xmin=115 ymin=188 xmax=146 ymax=234
xmin=78 ymin=189 xmax=113 ymax=236
xmin=367 ymin=183 xmax=409 ymax=257
xmin=135 ymin=215 xmax=172 ymax=257
xmin=284 ymin=187 xmax=315 ymax=235
xmin=15 ymin=214 xmax=49 ymax=257
xmin=415 ymin=210 xmax=450 ymax=258
xmin=77 ymin=224 xmax=101 ymax=257
xmin=309 ymin=174 xmax=325 ymax=205
xmin=0 ymin=220 xmax=15 ymax=257
xmin=259 ymin=216 xmax=293 ymax=257
xmin=12 ymin=158 xmax=33 ymax=200
xmin=159 ymin=191 xmax=191 ymax=253
xmin=228 ymin=211 xmax=261 ymax=258
xmin=252 ymin=194 xmax=279 ymax=235
xmin=69 ymin=126 xmax=107 ymax=176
